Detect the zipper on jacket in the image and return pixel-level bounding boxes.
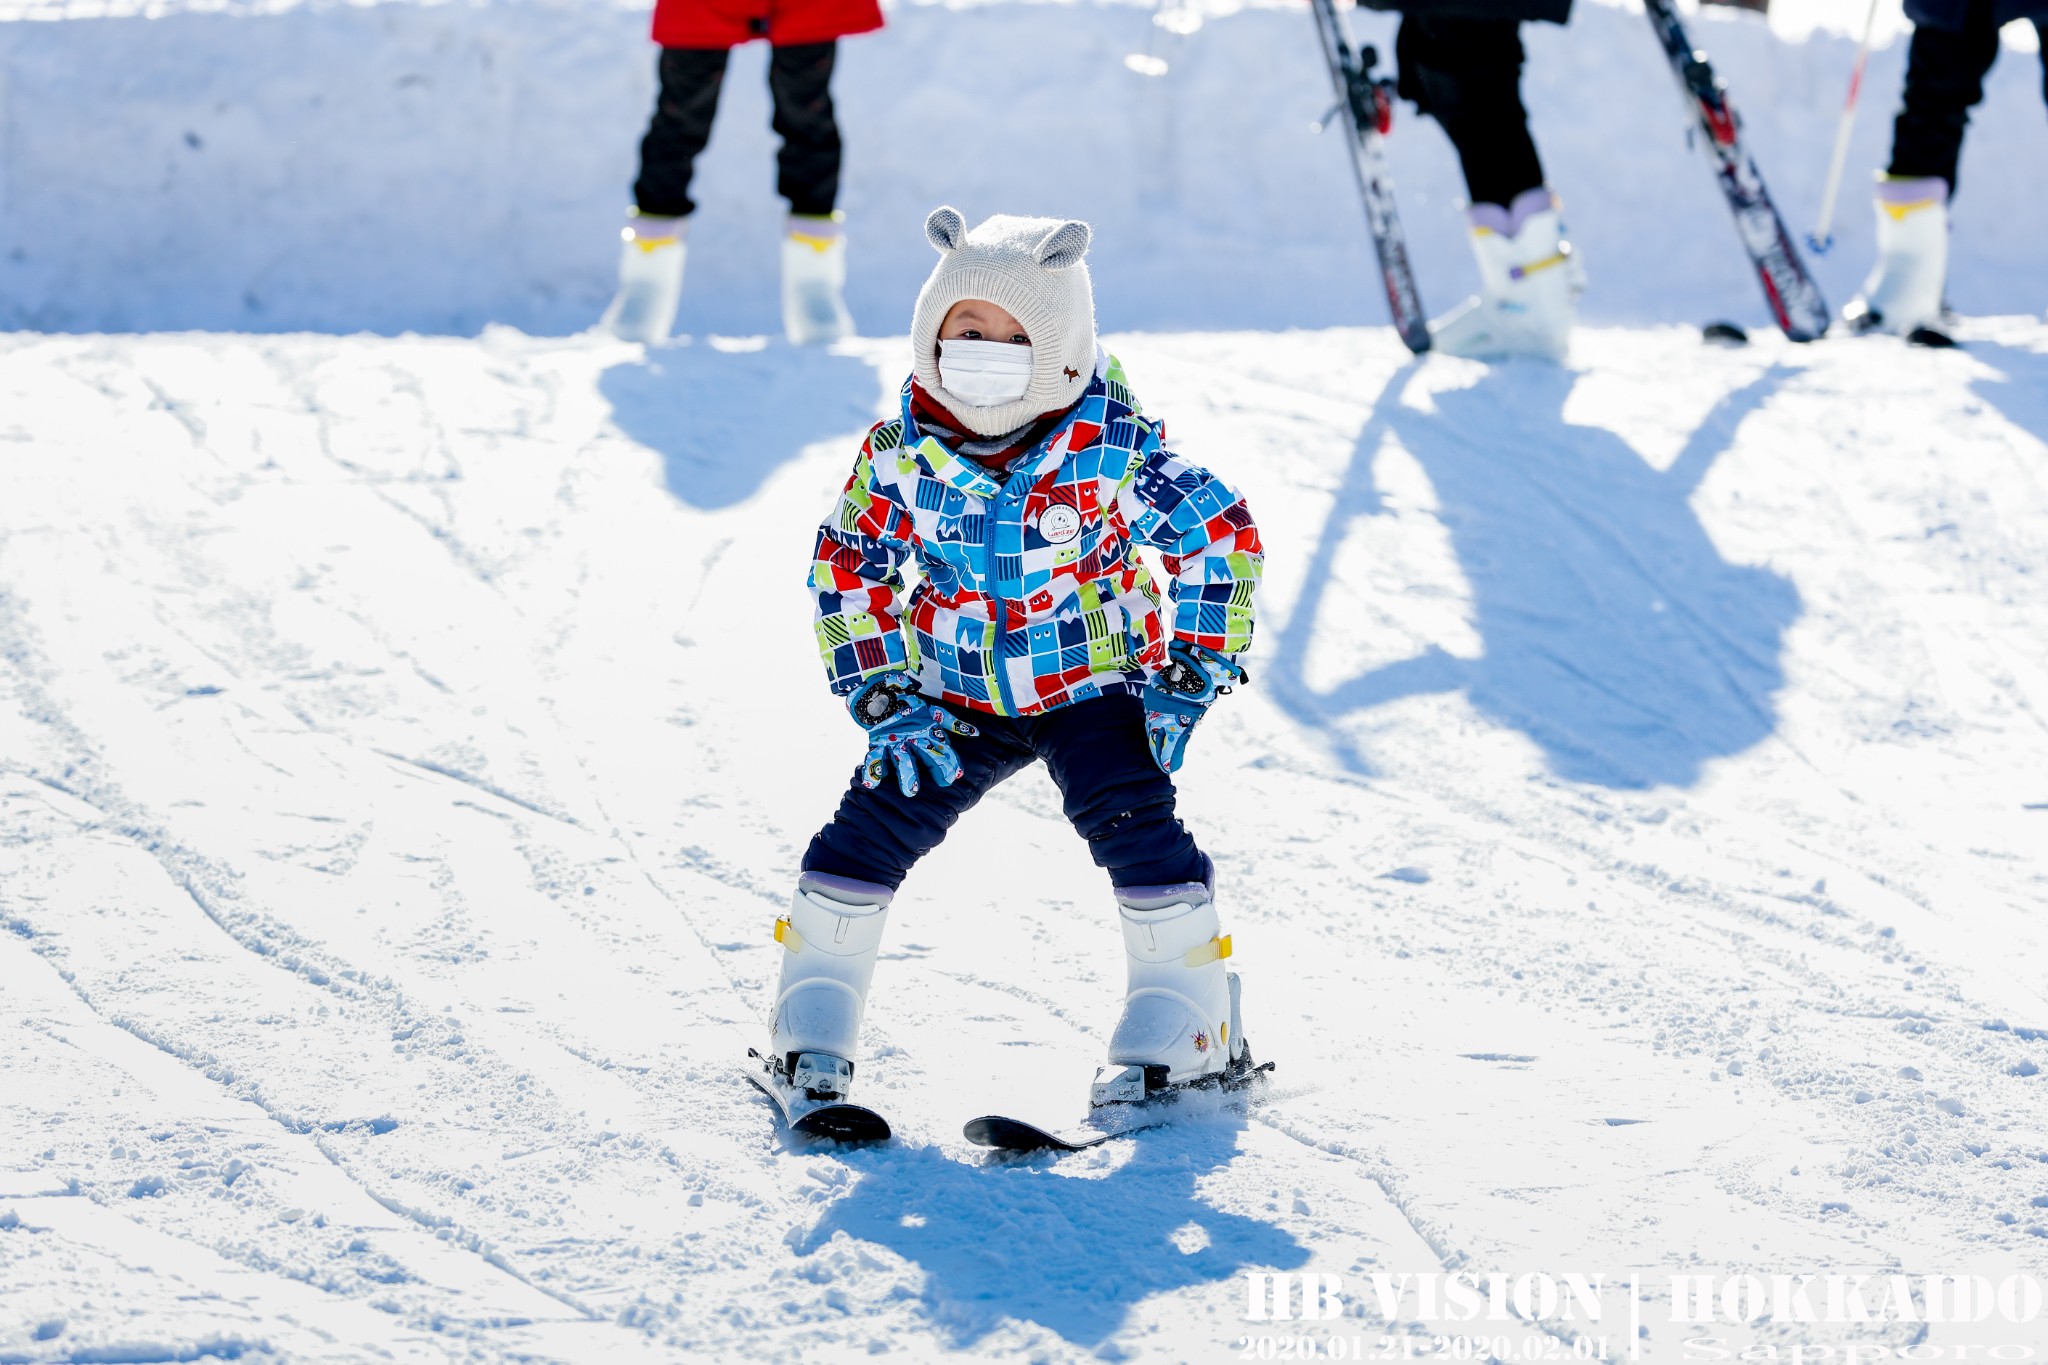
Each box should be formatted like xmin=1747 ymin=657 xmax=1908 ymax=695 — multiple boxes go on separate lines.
xmin=983 ymin=481 xmax=1018 ymax=717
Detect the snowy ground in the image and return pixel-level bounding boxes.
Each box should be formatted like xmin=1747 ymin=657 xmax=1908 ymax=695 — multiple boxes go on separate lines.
xmin=7 ymin=0 xmax=2048 ymax=1355
xmin=3 ymin=315 xmax=2048 ymax=1361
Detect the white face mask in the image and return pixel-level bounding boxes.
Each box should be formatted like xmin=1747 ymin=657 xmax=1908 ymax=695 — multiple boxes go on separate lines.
xmin=938 ymin=339 xmax=1035 ymax=407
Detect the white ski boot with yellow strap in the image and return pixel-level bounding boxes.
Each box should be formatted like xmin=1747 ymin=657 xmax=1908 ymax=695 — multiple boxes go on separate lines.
xmin=1845 ymin=175 xmax=1951 ymax=342
xmin=601 ymin=209 xmax=687 ymax=343
xmin=782 ymin=212 xmax=855 ymax=345
xmin=1092 ymin=873 xmax=1266 ymax=1108
xmin=1431 ymin=186 xmax=1580 ymax=362
xmin=747 ymin=872 xmax=893 ymax=1141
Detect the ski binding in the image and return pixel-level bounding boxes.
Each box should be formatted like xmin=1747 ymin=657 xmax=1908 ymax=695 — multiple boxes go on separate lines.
xmin=746 ymin=1047 xmax=891 ymax=1143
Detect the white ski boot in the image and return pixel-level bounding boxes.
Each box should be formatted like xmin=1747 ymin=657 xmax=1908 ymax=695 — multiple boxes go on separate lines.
xmin=1431 ymin=187 xmax=1580 ymax=362
xmin=782 ymin=213 xmax=854 ymax=346
xmin=1844 ymin=176 xmax=1948 ymax=339
xmin=763 ymin=872 xmax=891 ymax=1103
xmin=601 ymin=210 xmax=686 ymax=343
xmin=1092 ymin=877 xmax=1261 ymax=1108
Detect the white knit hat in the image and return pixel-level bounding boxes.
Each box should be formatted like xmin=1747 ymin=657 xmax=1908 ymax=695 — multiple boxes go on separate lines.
xmin=910 ymin=206 xmax=1097 ymax=440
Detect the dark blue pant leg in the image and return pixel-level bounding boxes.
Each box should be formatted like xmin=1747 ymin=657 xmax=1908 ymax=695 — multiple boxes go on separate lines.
xmin=1888 ymin=0 xmax=2002 ymax=192
xmin=1395 ymin=16 xmax=1547 ymax=211
xmin=1028 ymin=693 xmax=1209 ymax=889
xmin=767 ymin=41 xmax=842 ymax=217
xmin=801 ymin=711 xmax=1033 ymax=890
xmin=634 ymin=48 xmax=729 ymax=218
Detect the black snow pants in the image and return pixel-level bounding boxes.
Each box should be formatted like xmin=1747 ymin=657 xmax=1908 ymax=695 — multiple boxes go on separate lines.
xmin=1889 ymin=0 xmax=2048 ymax=195
xmin=1395 ymin=15 xmax=1548 ymax=210
xmin=632 ymin=42 xmax=842 ymax=219
xmin=802 ymin=692 xmax=1209 ymax=893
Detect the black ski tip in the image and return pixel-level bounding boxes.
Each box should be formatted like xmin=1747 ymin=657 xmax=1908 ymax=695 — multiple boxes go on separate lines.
xmin=1702 ymin=321 xmax=1750 ymax=346
xmin=745 ymin=1050 xmax=891 ymax=1144
xmin=1907 ymin=324 xmax=1957 ymax=349
xmin=963 ymin=1115 xmax=1086 ymax=1153
xmin=793 ymin=1105 xmax=892 ymax=1143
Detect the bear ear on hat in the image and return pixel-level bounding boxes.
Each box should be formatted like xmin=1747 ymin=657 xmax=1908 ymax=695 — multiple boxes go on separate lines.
xmin=1033 ymin=220 xmax=1092 ymax=271
xmin=925 ymin=206 xmax=968 ymax=254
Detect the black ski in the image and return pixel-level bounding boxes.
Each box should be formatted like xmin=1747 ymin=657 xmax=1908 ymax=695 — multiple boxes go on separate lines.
xmin=964 ymin=1059 xmax=1274 ymax=1155
xmin=1642 ymin=0 xmax=1830 ymax=341
xmin=746 ymin=1048 xmax=891 ymax=1143
xmin=964 ymin=1114 xmax=1125 ymax=1154
xmin=1308 ymin=0 xmax=1431 ymax=353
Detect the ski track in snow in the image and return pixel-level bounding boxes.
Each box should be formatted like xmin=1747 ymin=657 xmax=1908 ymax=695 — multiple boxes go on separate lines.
xmin=2 ymin=321 xmax=2047 ymax=1361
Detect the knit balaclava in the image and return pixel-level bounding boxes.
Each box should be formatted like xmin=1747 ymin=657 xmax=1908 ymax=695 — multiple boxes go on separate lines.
xmin=910 ymin=206 xmax=1098 ymax=440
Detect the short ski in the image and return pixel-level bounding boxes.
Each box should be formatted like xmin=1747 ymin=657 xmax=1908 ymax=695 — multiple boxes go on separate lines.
xmin=964 ymin=1114 xmax=1124 ymax=1154
xmin=746 ymin=1048 xmax=891 ymax=1143
xmin=1642 ymin=0 xmax=1830 ymax=341
xmin=1308 ymin=0 xmax=1431 ymax=353
xmin=964 ymin=1059 xmax=1275 ymax=1155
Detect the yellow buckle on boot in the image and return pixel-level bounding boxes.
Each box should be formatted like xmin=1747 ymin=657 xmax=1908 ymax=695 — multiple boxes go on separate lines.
xmin=1508 ymin=246 xmax=1572 ymax=282
xmin=1183 ymin=934 xmax=1232 ymax=967
xmin=774 ymin=916 xmax=804 ymax=953
xmin=789 ymin=212 xmax=843 ymax=254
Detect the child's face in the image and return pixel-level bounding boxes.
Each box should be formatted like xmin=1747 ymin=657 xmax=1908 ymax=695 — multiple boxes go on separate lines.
xmin=940 ymin=299 xmax=1030 ymax=345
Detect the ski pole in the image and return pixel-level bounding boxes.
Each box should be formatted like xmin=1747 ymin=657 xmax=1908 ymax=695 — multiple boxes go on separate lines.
xmin=1808 ymin=0 xmax=1882 ymax=254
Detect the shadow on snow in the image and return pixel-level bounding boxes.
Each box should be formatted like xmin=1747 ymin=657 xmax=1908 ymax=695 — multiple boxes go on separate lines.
xmin=601 ymin=343 xmax=885 ymax=511
xmin=1269 ymin=361 xmax=1803 ymax=790
xmin=799 ymin=1119 xmax=1305 ymax=1349
xmin=1965 ymin=338 xmax=2048 ymax=455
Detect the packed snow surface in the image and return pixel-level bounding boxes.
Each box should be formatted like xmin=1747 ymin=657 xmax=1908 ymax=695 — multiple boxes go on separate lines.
xmin=6 ymin=0 xmax=2048 ymax=1360
xmin=4 ymin=317 xmax=2048 ymax=1361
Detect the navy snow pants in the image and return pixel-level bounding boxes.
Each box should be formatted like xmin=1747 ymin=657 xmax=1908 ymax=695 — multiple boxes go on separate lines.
xmin=1395 ymin=15 xmax=1549 ymax=210
xmin=802 ymin=691 xmax=1209 ymax=892
xmin=1890 ymin=0 xmax=2048 ymax=195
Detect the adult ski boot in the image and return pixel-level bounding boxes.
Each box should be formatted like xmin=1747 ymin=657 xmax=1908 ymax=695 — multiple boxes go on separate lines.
xmin=1844 ymin=176 xmax=1951 ymax=344
xmin=601 ymin=210 xmax=687 ymax=343
xmin=782 ymin=213 xmax=855 ymax=346
xmin=1091 ymin=875 xmax=1266 ymax=1110
xmin=747 ymin=872 xmax=893 ymax=1141
xmin=1430 ymin=187 xmax=1580 ymax=362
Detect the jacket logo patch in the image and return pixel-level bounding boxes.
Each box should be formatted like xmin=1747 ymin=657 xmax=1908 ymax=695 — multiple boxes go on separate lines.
xmin=1039 ymin=505 xmax=1081 ymax=544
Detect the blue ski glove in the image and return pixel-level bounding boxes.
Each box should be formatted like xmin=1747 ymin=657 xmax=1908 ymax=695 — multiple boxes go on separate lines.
xmin=846 ymin=671 xmax=979 ymax=799
xmin=1141 ymin=641 xmax=1247 ymax=775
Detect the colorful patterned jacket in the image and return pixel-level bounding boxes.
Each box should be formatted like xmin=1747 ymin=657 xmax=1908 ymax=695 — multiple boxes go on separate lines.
xmin=809 ymin=351 xmax=1263 ymax=717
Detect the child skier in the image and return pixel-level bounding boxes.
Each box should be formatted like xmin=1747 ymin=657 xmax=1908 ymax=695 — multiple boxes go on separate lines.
xmin=759 ymin=207 xmax=1265 ymax=1126
xmin=602 ymin=0 xmax=880 ymax=345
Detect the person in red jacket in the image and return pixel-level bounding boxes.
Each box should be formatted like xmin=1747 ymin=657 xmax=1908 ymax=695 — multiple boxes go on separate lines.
xmin=601 ymin=0 xmax=882 ymax=346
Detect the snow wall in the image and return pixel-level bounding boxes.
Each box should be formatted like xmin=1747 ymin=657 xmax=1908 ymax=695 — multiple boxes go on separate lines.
xmin=2 ymin=0 xmax=2043 ymax=336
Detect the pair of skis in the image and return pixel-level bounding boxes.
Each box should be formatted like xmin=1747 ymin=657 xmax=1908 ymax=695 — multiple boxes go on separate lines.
xmin=748 ymin=1047 xmax=1274 ymax=1154
xmin=1310 ymin=0 xmax=1830 ymax=346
